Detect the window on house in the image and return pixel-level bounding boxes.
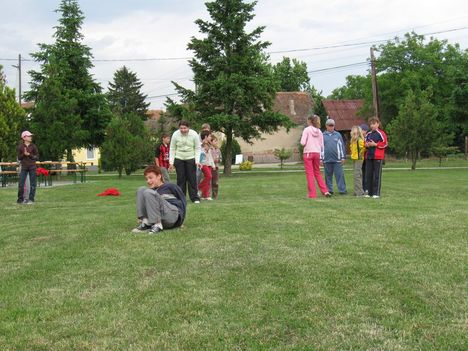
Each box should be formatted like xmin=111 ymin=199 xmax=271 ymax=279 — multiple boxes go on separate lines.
xmin=86 ymin=147 xmax=95 ymax=160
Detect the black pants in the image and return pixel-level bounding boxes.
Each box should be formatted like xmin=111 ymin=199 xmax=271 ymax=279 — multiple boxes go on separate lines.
xmin=18 ymin=166 xmax=37 ymax=202
xmin=174 ymin=158 xmax=200 ymax=202
xmin=365 ymin=159 xmax=383 ymax=196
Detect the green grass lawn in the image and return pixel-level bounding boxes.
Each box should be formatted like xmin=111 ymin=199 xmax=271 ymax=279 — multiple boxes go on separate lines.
xmin=0 ymin=168 xmax=467 ymax=350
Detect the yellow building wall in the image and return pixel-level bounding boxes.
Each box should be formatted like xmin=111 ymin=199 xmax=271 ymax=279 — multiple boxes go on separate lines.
xmin=237 ymin=126 xmax=303 ymax=163
xmin=72 ymin=147 xmax=100 ymax=165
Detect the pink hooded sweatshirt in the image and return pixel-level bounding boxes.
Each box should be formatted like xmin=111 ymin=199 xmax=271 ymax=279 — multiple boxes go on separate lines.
xmin=300 ymin=126 xmax=324 ymax=156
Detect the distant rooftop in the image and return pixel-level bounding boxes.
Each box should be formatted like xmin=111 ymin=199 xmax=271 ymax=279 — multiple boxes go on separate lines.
xmin=322 ymin=99 xmax=366 ymax=130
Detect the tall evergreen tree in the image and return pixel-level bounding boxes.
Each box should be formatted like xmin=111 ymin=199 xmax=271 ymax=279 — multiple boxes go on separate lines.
xmin=24 ymin=0 xmax=111 ymax=161
xmin=167 ymin=0 xmax=292 ymax=175
xmin=107 ymin=66 xmax=149 ymax=120
xmin=100 ymin=113 xmax=153 ymax=177
xmin=0 ymin=65 xmax=26 ymax=161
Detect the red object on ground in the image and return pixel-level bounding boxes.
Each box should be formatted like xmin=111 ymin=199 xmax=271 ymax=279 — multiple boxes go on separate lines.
xmin=97 ymin=188 xmax=121 ymax=196
xmin=36 ymin=167 xmax=49 ymax=176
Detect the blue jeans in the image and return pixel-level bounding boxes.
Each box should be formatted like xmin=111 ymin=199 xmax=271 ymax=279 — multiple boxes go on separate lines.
xmin=18 ymin=167 xmax=37 ymax=202
xmin=324 ymin=162 xmax=347 ymax=194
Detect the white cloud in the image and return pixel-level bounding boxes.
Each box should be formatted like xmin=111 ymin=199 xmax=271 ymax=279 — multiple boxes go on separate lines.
xmin=1 ymin=0 xmax=467 ymax=108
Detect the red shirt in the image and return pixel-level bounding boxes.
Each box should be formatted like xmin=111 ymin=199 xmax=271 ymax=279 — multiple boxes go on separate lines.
xmin=155 ymin=143 xmax=170 ymax=168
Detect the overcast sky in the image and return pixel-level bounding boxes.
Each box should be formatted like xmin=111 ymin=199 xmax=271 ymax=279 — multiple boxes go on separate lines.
xmin=1 ymin=0 xmax=467 ymax=109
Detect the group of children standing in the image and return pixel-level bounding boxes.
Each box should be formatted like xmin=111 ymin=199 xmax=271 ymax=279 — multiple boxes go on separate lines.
xmin=154 ymin=123 xmax=221 ymax=202
xmin=301 ymin=115 xmax=388 ymax=199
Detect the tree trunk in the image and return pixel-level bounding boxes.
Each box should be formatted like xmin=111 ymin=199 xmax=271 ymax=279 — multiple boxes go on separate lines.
xmin=223 ymin=128 xmax=233 ymax=176
xmin=411 ymin=151 xmax=417 ymax=170
xmin=118 ymin=167 xmax=123 ymax=178
xmin=66 ymin=148 xmax=76 ymax=170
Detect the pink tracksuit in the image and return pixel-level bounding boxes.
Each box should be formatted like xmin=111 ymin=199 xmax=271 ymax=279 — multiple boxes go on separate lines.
xmin=300 ymin=126 xmax=328 ymax=198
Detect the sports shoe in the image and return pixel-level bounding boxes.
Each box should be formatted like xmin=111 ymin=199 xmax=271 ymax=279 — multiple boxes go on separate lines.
xmin=149 ymin=224 xmax=163 ymax=234
xmin=132 ymin=222 xmax=151 ymax=233
xmin=25 ymin=200 xmax=35 ymax=205
xmin=194 ymin=200 xmax=200 ymax=204
xmin=324 ymin=192 xmax=332 ymax=197
xmin=364 ymin=195 xmax=371 ymax=198
xmin=17 ymin=199 xmax=24 ymax=204
xmin=201 ymin=197 xmax=213 ymax=201
xmin=372 ymin=195 xmax=380 ymax=199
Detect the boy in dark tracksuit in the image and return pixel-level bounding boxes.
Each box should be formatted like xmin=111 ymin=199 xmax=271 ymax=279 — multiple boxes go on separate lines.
xmin=365 ymin=117 xmax=388 ymax=198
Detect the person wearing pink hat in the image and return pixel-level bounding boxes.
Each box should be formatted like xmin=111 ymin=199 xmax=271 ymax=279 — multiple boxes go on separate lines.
xmin=17 ymin=131 xmax=39 ymax=204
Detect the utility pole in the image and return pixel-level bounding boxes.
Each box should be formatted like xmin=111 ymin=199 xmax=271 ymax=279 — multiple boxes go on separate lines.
xmin=12 ymin=54 xmax=22 ymax=106
xmin=370 ymin=48 xmax=380 ymax=118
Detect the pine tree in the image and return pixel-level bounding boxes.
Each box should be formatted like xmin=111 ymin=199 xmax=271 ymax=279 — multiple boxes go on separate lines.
xmin=107 ymin=66 xmax=149 ymax=120
xmin=100 ymin=113 xmax=153 ymax=177
xmin=25 ymin=0 xmax=111 ymax=161
xmin=0 ymin=65 xmax=26 ymax=161
xmin=167 ymin=0 xmax=292 ymax=175
xmin=387 ymin=89 xmax=443 ymax=170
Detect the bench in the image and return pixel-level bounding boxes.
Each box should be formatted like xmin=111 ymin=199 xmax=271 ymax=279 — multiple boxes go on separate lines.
xmin=0 ymin=161 xmax=92 ymax=187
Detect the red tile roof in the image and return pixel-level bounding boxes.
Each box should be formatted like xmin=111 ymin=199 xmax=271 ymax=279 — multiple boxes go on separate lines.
xmin=21 ymin=101 xmax=35 ymax=109
xmin=322 ymin=99 xmax=366 ymax=131
xmin=274 ymin=92 xmax=313 ymax=125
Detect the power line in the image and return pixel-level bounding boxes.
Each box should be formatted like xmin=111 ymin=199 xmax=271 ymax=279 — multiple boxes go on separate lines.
xmin=1 ymin=25 xmax=466 ymax=63
xmin=147 ymin=93 xmax=179 ymax=99
xmin=308 ymin=62 xmax=369 ymax=73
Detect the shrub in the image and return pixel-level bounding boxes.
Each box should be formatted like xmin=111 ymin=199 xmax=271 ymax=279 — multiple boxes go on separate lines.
xmin=239 ymin=160 xmax=253 ymax=171
xmin=273 ymin=147 xmax=293 ymax=169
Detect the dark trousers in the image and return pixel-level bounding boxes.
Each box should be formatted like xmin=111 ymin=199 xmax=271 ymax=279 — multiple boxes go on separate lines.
xmin=174 ymin=158 xmax=200 ymax=202
xmin=18 ymin=167 xmax=37 ymax=202
xmin=211 ymin=167 xmax=219 ymax=199
xmin=365 ymin=159 xmax=383 ymax=196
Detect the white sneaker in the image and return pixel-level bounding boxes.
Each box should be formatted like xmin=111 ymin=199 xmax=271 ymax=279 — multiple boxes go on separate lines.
xmin=194 ymin=200 xmax=200 ymax=204
xmin=364 ymin=195 xmax=371 ymax=198
xmin=372 ymin=195 xmax=380 ymax=199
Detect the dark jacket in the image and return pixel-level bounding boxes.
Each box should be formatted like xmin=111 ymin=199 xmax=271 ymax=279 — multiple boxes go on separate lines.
xmin=365 ymin=129 xmax=388 ymax=160
xmin=17 ymin=142 xmax=39 ymax=169
xmin=154 ymin=182 xmax=187 ymax=227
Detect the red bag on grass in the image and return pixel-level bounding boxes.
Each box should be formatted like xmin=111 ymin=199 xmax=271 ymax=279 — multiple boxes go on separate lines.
xmin=97 ymin=188 xmax=120 ymax=196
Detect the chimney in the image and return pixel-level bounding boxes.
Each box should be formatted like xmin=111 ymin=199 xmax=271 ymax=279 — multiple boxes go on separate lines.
xmin=289 ymin=99 xmax=296 ymax=115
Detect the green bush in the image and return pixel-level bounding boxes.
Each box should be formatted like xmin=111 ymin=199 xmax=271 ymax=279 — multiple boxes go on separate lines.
xmin=239 ymin=160 xmax=253 ymax=171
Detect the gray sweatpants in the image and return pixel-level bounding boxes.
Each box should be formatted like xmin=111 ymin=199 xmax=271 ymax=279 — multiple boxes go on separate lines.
xmin=353 ymin=160 xmax=364 ymax=196
xmin=160 ymin=167 xmax=170 ymax=183
xmin=136 ymin=187 xmax=179 ymax=228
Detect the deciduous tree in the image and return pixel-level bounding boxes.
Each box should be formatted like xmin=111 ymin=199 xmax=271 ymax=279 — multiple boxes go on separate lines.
xmin=0 ymin=66 xmax=26 ymax=161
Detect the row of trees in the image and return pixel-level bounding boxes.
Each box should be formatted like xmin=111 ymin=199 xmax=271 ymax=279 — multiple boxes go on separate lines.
xmin=1 ymin=0 xmax=466 ymax=173
xmin=330 ymin=33 xmax=467 ymax=169
xmin=0 ymin=0 xmax=154 ymax=176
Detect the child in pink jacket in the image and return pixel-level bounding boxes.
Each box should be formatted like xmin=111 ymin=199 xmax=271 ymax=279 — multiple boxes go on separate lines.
xmin=300 ymin=115 xmax=331 ymax=198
